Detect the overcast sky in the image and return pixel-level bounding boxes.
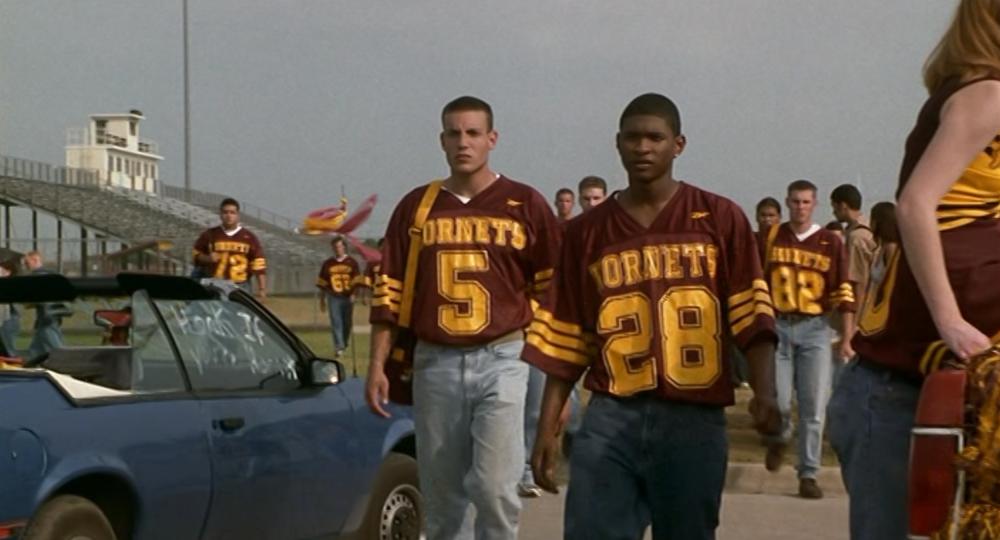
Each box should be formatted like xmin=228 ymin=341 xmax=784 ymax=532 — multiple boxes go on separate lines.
xmin=0 ymin=1 xmax=956 ymax=238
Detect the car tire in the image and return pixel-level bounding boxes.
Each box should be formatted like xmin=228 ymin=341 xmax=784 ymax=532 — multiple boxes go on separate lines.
xmin=360 ymin=452 xmax=423 ymax=540
xmin=22 ymin=494 xmax=117 ymax=540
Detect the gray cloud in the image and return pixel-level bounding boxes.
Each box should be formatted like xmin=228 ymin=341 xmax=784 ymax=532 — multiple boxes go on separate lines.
xmin=1 ymin=1 xmax=956 ymax=236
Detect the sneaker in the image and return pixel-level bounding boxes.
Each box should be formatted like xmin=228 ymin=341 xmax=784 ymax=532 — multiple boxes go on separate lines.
xmin=799 ymin=478 xmax=824 ymax=499
xmin=765 ymin=442 xmax=786 ymax=472
xmin=517 ymin=482 xmax=543 ymax=498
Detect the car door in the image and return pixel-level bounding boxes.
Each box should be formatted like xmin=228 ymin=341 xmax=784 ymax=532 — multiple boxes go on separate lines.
xmin=154 ymin=296 xmax=361 ymax=540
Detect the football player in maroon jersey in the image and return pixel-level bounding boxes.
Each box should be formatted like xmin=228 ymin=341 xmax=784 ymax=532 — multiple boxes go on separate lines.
xmin=830 ymin=1 xmax=1000 ymax=537
xmin=366 ymin=96 xmax=560 ymax=540
xmin=762 ymin=180 xmax=854 ymax=499
xmin=526 ymin=93 xmax=780 ymax=539
xmin=577 ymin=175 xmax=608 ymax=212
xmin=317 ymin=235 xmax=362 ymax=357
xmin=553 ymin=188 xmax=575 ymax=222
xmin=192 ymin=198 xmax=267 ymax=297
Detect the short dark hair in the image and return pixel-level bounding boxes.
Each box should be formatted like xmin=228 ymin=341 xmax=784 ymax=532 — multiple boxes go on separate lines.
xmin=220 ymin=197 xmax=240 ymax=211
xmin=870 ymin=201 xmax=899 ymax=244
xmin=578 ymin=176 xmax=607 ymax=194
xmin=825 ymin=220 xmax=844 ymax=232
xmin=330 ymin=235 xmax=346 ymax=248
xmin=555 ymin=188 xmax=574 ymax=199
xmin=831 ymin=184 xmax=863 ymax=210
xmin=756 ymin=197 xmax=781 ymax=214
xmin=787 ymin=179 xmax=818 ymax=195
xmin=619 ymin=93 xmax=681 ymax=135
xmin=442 ymin=96 xmax=493 ymax=130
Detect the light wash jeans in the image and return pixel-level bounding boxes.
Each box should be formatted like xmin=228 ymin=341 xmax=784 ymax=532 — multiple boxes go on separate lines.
xmin=770 ymin=315 xmax=832 ymax=479
xmin=522 ymin=364 xmax=546 ymax=486
xmin=828 ymin=359 xmax=919 ymax=540
xmin=413 ymin=338 xmax=529 ymax=540
xmin=1 ymin=310 xmax=20 ymax=356
xmin=324 ymin=292 xmax=352 ymax=353
xmin=566 ymin=394 xmax=727 ymax=540
xmin=27 ymin=321 xmax=62 ymax=359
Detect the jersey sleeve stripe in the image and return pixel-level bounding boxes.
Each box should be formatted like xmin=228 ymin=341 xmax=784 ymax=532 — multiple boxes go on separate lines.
xmin=251 ymin=258 xmax=266 ymax=270
xmin=534 ymin=308 xmax=584 ymax=337
xmin=731 ymin=304 xmax=775 ymax=335
xmin=919 ymin=340 xmax=948 ymax=374
xmin=527 ymin=320 xmax=589 ymax=353
xmin=373 ymin=292 xmax=401 ymax=302
xmin=728 ymin=292 xmax=774 ymax=323
xmin=375 ymin=275 xmax=404 ymax=292
xmin=525 ymin=332 xmax=591 ymax=366
xmin=374 ymin=281 xmax=403 ymax=298
xmin=350 ymin=275 xmax=366 ymax=286
xmin=728 ymin=279 xmax=770 ymax=307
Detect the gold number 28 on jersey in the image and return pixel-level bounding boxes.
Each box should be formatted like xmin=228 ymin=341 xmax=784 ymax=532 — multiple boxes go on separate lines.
xmin=598 ymin=285 xmax=722 ymax=396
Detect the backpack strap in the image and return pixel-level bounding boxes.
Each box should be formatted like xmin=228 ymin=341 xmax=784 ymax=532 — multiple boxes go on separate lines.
xmin=397 ymin=180 xmax=443 ymax=328
xmin=764 ymin=223 xmax=780 ymax=265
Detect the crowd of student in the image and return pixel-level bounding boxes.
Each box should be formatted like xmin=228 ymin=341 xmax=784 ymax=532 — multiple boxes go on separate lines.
xmin=361 ymin=1 xmax=1000 ymax=538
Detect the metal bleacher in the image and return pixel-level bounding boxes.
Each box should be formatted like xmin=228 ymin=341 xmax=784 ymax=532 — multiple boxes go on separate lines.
xmin=0 ymin=155 xmax=328 ymax=293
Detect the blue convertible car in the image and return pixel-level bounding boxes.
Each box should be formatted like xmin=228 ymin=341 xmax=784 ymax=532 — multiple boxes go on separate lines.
xmin=0 ymin=274 xmax=420 ymax=540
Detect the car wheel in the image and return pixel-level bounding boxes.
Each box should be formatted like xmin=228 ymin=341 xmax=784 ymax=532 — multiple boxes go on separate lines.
xmin=22 ymin=494 xmax=117 ymax=540
xmin=361 ymin=452 xmax=423 ymax=540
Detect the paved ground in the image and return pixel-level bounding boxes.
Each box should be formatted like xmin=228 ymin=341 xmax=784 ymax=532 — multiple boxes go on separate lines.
xmin=519 ymin=464 xmax=849 ymax=539
xmin=519 ymin=491 xmax=849 ymax=540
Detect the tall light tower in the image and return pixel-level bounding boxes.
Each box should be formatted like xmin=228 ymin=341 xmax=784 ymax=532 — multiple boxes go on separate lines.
xmin=182 ymin=0 xmax=192 ymax=199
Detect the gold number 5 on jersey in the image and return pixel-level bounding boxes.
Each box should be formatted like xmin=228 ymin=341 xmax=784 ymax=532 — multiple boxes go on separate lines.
xmin=437 ymin=250 xmax=491 ymax=335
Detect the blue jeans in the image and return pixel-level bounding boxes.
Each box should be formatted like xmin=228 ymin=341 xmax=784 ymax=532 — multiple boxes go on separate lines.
xmin=828 ymin=359 xmax=919 ymax=540
xmin=522 ymin=364 xmax=546 ymax=485
xmin=27 ymin=321 xmax=62 ymax=359
xmin=1 ymin=312 xmax=20 ymax=356
xmin=770 ymin=315 xmax=832 ymax=479
xmin=325 ymin=293 xmax=352 ymax=352
xmin=566 ymin=386 xmax=582 ymax=434
xmin=413 ymin=338 xmax=529 ymax=540
xmin=565 ymin=394 xmax=727 ymax=540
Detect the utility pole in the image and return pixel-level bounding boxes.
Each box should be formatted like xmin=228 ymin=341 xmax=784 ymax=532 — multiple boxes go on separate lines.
xmin=182 ymin=0 xmax=192 ymax=200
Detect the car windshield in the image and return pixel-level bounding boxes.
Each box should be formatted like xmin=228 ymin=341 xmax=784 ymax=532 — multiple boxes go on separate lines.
xmin=154 ymin=298 xmax=301 ymax=391
xmin=0 ymin=290 xmax=300 ymax=398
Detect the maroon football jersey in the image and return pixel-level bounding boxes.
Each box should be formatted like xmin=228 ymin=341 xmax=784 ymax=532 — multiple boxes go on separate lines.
xmin=370 ymin=176 xmax=561 ymax=345
xmin=192 ymin=226 xmax=266 ymax=284
xmin=361 ymin=262 xmax=380 ymax=290
xmin=764 ymin=224 xmax=853 ymax=316
xmin=317 ymin=256 xmax=361 ymax=297
xmin=853 ymin=77 xmax=1000 ymax=375
xmin=522 ymin=182 xmax=776 ymax=406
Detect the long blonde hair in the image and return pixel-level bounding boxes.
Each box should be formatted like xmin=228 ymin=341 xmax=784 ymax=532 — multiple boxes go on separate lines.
xmin=923 ymin=0 xmax=1000 ymax=92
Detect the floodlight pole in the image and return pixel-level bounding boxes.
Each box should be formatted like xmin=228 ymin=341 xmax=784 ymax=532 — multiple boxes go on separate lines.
xmin=182 ymin=0 xmax=192 ymax=200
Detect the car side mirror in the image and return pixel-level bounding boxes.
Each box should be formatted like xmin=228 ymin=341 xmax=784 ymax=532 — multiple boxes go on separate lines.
xmin=310 ymin=358 xmax=344 ymax=386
